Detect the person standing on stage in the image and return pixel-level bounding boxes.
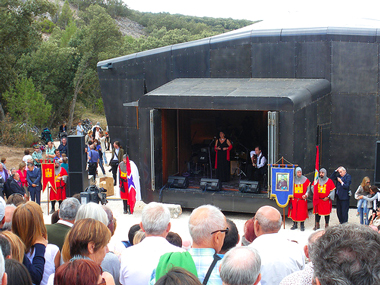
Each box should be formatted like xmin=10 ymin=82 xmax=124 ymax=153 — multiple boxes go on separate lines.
xmin=289 ymin=167 xmax=310 ymax=231
xmin=250 ymin=146 xmax=267 ymax=191
xmin=215 ymin=131 xmax=232 ymax=182
xmin=50 ymin=159 xmax=68 ymax=214
xmin=119 ymin=154 xmax=141 ymax=214
xmin=330 ymin=166 xmax=352 ymax=224
xmin=312 ymin=168 xmax=336 ymax=230
xmin=109 ymin=141 xmax=124 ymax=186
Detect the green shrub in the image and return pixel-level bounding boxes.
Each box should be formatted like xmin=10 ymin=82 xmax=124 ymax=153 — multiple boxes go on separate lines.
xmin=40 ymin=19 xmax=56 ymax=33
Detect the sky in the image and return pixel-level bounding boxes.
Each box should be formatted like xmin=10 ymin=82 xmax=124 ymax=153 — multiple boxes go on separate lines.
xmin=124 ymin=0 xmax=380 ymax=27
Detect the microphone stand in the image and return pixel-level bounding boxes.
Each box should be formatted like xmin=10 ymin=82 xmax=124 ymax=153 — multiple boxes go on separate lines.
xmin=208 ymin=137 xmax=216 ymax=179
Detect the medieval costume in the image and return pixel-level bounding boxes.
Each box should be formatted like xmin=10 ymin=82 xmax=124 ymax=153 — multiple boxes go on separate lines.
xmin=119 ymin=154 xmax=141 ymax=214
xmin=50 ymin=161 xmax=68 ymax=214
xmin=288 ymin=167 xmax=310 ymax=231
xmin=313 ymin=168 xmax=335 ymax=229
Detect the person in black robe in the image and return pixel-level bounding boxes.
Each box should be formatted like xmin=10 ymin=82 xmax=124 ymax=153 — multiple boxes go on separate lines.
xmin=214 ymin=131 xmax=232 ymax=182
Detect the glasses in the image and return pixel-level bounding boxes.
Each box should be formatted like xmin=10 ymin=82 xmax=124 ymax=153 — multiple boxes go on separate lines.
xmin=211 ymin=227 xmax=229 ymax=235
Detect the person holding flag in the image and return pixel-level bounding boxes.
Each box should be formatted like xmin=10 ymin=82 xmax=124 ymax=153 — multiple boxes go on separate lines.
xmin=119 ymin=154 xmax=141 ymax=214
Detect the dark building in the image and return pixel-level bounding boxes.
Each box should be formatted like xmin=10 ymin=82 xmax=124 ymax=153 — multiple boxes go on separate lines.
xmin=97 ymin=23 xmax=379 ymax=212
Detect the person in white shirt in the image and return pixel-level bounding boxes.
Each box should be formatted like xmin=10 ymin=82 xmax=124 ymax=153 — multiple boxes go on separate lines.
xmin=22 ymin=149 xmax=33 ymax=165
xmin=249 ymin=206 xmax=305 ymax=285
xmin=119 ymin=202 xmax=182 ymax=285
xmin=76 ymin=121 xmax=84 ymax=136
xmin=248 ymin=146 xmax=267 ymax=192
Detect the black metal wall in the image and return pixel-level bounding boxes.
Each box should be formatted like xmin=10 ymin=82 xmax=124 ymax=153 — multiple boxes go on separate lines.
xmin=98 ymin=27 xmax=380 ymax=200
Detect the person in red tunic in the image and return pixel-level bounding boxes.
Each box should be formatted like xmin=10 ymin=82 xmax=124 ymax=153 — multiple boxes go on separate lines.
xmin=289 ymin=167 xmax=310 ymax=231
xmin=50 ymin=159 xmax=68 ymax=214
xmin=312 ymin=168 xmax=336 ymax=230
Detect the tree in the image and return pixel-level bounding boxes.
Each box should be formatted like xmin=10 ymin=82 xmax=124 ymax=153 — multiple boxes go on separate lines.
xmin=17 ymin=41 xmax=78 ymax=122
xmin=3 ymin=77 xmax=52 ymax=129
xmin=57 ymin=1 xmax=74 ymax=29
xmin=0 ymin=0 xmax=56 ymax=117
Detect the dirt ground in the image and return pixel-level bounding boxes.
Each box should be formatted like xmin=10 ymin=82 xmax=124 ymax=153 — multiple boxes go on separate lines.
xmin=0 ymin=145 xmax=29 ymax=169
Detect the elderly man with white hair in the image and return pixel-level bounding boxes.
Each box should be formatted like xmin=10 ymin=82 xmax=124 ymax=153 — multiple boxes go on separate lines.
xmin=188 ymin=204 xmax=228 ymax=285
xmin=249 ymin=206 xmax=304 ymax=285
xmin=119 ymin=202 xmax=182 ymax=285
xmin=220 ymin=246 xmax=261 ymax=285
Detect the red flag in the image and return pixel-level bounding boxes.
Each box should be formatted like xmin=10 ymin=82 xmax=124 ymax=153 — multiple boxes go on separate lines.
xmin=313 ymin=146 xmax=319 ymax=186
xmin=42 ymin=163 xmax=56 ymax=193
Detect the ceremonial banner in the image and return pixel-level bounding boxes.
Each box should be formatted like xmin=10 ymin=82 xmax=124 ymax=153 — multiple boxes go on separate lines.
xmin=270 ymin=167 xmax=294 ymax=207
xmin=313 ymin=145 xmax=320 ymax=186
xmin=42 ymin=163 xmax=55 ymax=193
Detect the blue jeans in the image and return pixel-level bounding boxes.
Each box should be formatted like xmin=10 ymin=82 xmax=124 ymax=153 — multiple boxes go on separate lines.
xmin=357 ymin=199 xmax=368 ymax=215
xmin=358 ymin=206 xmax=370 ymax=225
xmin=102 ymin=151 xmax=108 ymax=165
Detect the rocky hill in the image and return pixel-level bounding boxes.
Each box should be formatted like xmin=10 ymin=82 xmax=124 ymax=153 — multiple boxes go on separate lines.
xmin=49 ymin=0 xmax=146 ymax=38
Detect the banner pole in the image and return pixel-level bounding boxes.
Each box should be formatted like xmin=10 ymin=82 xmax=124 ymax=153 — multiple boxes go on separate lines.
xmin=283 ymin=208 xmax=285 ymax=229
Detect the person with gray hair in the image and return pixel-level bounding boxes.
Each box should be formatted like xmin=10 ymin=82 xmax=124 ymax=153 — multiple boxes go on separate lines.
xmin=249 ymin=206 xmax=304 ymax=285
xmin=220 ymin=247 xmax=261 ymax=285
xmin=188 ymin=204 xmax=227 ymax=284
xmin=46 ymin=198 xmax=80 ymax=251
xmin=75 ymin=202 xmax=108 ymax=225
xmin=120 ymin=202 xmax=182 ymax=285
xmin=330 ymin=166 xmax=351 ymax=224
xmin=2 ymin=205 xmax=16 ymax=231
xmin=280 ymin=230 xmax=325 ymax=285
xmin=311 ymin=223 xmax=380 ymax=285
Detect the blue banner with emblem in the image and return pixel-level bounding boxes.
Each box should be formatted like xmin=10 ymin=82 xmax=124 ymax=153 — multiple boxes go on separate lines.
xmin=270 ymin=167 xmax=294 ymax=207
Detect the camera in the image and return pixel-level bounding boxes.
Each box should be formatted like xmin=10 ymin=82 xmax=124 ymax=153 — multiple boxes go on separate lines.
xmin=80 ymin=185 xmax=108 ymax=205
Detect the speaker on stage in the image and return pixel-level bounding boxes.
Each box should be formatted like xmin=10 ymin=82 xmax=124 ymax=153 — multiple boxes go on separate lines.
xmin=200 ymin=178 xmax=221 ymax=191
xmin=239 ymin=180 xmax=259 ymax=193
xmin=167 ymin=176 xmax=189 ymax=189
xmin=67 ymin=135 xmax=88 ymax=196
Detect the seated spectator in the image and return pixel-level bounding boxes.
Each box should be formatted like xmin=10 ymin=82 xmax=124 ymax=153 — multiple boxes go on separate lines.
xmin=3 ymin=205 xmax=16 ymax=231
xmin=166 ymin=232 xmax=182 ymax=248
xmin=53 ymin=150 xmax=61 ymax=163
xmin=219 ymin=219 xmax=239 ymax=255
xmin=156 ymin=267 xmax=202 ymax=285
xmin=122 ymin=224 xmax=141 ymax=248
xmin=0 ymin=202 xmax=5 ymax=232
xmin=0 ymin=235 xmax=11 ymax=259
xmin=73 ymin=204 xmax=119 ymax=285
xmin=249 ymin=206 xmax=304 ymax=285
xmin=12 ymin=202 xmax=54 ymax=285
xmin=6 ymin=194 xmax=25 ymax=207
xmin=119 ymin=202 xmax=183 ymax=285
xmin=188 ymin=205 xmax=228 ymax=284
xmin=133 ymin=230 xmax=145 ymax=245
xmin=280 ymin=230 xmax=325 ymax=285
xmin=5 ymin=258 xmax=32 ymax=285
xmin=50 ymin=211 xmax=59 ymax=224
xmin=9 ymin=173 xmax=25 ymax=198
xmin=54 ymin=259 xmax=111 ymax=285
xmin=2 ymin=231 xmax=25 ymax=263
xmin=220 ymin=247 xmax=261 ymax=285
xmin=311 ymin=223 xmax=380 ymax=285
xmin=60 ymin=219 xmax=114 ymax=284
xmin=58 ymin=138 xmax=68 ymax=156
xmin=0 ymin=248 xmax=7 ymax=285
xmin=61 ymin=157 xmax=69 ymax=173
xmin=46 ymin=198 xmax=80 ymax=251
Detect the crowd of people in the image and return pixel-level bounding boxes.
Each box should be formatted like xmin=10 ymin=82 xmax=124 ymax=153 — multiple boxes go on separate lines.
xmin=0 ymin=198 xmax=376 ymax=285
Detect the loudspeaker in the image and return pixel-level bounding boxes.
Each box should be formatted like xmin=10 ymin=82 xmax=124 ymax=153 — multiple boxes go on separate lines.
xmin=239 ymin=180 xmax=259 ymax=193
xmin=68 ymin=135 xmax=87 ymax=173
xmin=200 ymin=178 xmax=221 ymax=191
xmin=67 ymin=135 xmax=89 ymax=196
xmin=167 ymin=176 xmax=189 ymax=189
xmin=68 ymin=172 xmax=90 ymax=196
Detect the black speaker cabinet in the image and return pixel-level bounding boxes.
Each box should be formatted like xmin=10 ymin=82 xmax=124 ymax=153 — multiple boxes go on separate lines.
xmin=68 ymin=135 xmax=87 ymax=173
xmin=239 ymin=180 xmax=259 ymax=193
xmin=200 ymin=178 xmax=221 ymax=191
xmin=375 ymin=141 xmax=380 ymax=185
xmin=67 ymin=135 xmax=89 ymax=196
xmin=167 ymin=176 xmax=189 ymax=189
xmin=68 ymin=172 xmax=90 ymax=196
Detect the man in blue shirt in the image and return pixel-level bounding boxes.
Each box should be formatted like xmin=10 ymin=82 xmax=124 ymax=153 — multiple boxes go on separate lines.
xmin=88 ymin=144 xmax=99 ymax=182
